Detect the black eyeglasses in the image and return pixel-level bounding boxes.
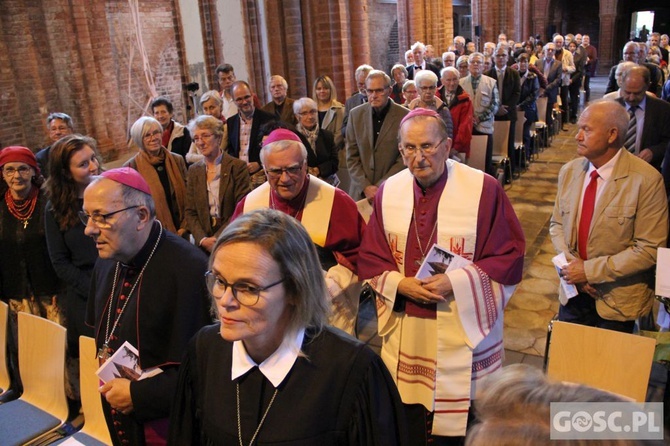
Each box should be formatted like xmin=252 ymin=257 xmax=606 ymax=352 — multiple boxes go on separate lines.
xmin=205 ymin=271 xmax=284 ymax=306
xmin=265 ymin=163 xmax=304 ymax=178
xmin=78 ymin=206 xmax=139 ymax=228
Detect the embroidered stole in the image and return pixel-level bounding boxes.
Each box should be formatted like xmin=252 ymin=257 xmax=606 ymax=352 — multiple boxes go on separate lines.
xmin=243 ymin=176 xmax=335 ymax=247
xmin=380 ymin=160 xmax=484 ymax=436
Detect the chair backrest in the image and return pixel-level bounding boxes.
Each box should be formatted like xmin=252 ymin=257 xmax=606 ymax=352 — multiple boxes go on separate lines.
xmin=514 ymin=111 xmax=526 ymax=145
xmin=468 ymin=135 xmax=488 ymax=172
xmin=492 ymin=121 xmax=510 ymax=157
xmin=536 ymin=97 xmax=548 ymax=124
xmin=18 ymin=312 xmax=68 ymax=422
xmin=547 ymin=321 xmax=656 ymax=402
xmin=0 ymin=301 xmax=9 ymax=393
xmin=79 ymin=336 xmax=113 ymax=444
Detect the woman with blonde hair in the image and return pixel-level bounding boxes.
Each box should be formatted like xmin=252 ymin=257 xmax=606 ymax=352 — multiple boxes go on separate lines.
xmin=312 ymin=75 xmax=344 ymax=151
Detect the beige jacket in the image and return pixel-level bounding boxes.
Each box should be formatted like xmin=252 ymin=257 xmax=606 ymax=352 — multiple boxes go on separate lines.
xmin=550 ymin=149 xmax=668 ymax=320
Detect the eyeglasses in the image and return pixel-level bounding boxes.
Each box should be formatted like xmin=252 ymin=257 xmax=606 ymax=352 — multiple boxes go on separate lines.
xmin=143 ymin=130 xmax=161 ymax=140
xmin=192 ymin=133 xmax=215 ymax=144
xmin=49 ymin=126 xmax=70 ymax=132
xmin=78 ymin=205 xmax=139 ymax=228
xmin=365 ymin=87 xmax=388 ymax=95
xmin=418 ymin=85 xmax=437 ymax=91
xmin=265 ymin=163 xmax=304 ymax=178
xmin=2 ymin=166 xmax=32 ymax=177
xmin=400 ymin=138 xmax=445 ymax=156
xmin=205 ymin=271 xmax=284 ymax=306
xmin=298 ymin=110 xmax=317 ymax=116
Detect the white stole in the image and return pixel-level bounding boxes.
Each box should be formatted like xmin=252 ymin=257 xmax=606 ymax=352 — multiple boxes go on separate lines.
xmin=380 ymin=160 xmax=483 ymax=436
xmin=243 ymin=175 xmax=335 ymax=247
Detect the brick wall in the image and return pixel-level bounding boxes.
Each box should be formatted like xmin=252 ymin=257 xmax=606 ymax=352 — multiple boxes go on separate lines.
xmin=0 ymin=0 xmax=188 ymax=162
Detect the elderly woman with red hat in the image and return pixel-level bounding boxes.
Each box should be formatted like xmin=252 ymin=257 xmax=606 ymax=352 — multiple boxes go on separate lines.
xmin=0 ymin=146 xmax=63 ymax=393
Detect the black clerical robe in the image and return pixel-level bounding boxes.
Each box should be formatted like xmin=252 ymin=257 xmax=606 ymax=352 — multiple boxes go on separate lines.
xmin=86 ymin=222 xmax=212 ymax=445
xmin=168 ymin=325 xmax=408 ymax=445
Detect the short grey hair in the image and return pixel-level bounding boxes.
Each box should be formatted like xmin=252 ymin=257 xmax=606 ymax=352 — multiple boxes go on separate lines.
xmin=414 ymin=69 xmax=438 ymax=87
xmin=187 ymin=115 xmax=225 ymax=141
xmin=211 ymin=209 xmax=330 ymax=354
xmin=402 ymin=80 xmax=416 ymax=93
xmin=454 ymin=36 xmax=465 ymax=46
xmin=468 ymin=52 xmax=484 ymax=64
xmin=260 ymin=139 xmax=308 ymax=166
xmin=391 ymin=64 xmax=408 ymax=78
xmin=366 ymin=70 xmax=391 ymax=88
xmin=411 ymin=41 xmax=426 ymax=52
xmin=355 ymin=64 xmax=374 ymax=79
xmin=269 ymin=75 xmax=288 ymax=91
xmin=441 ymin=66 xmax=460 ymax=78
xmin=200 ymin=90 xmax=223 ymax=107
xmin=130 ymin=116 xmax=162 ymax=151
xmin=292 ymin=97 xmax=317 ymax=115
xmin=47 ymin=112 xmax=74 ymax=130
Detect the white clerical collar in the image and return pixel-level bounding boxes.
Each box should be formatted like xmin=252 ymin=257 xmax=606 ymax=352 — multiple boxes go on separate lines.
xmin=231 ymin=328 xmax=305 ymax=387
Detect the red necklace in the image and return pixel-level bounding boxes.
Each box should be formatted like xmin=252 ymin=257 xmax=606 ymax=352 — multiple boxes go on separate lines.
xmin=5 ymin=187 xmax=38 ymax=229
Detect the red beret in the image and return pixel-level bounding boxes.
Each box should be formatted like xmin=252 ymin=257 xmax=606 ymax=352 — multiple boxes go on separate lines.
xmin=0 ymin=146 xmax=40 ymax=175
xmin=263 ymin=129 xmax=302 ymax=146
xmin=101 ymin=167 xmax=151 ymax=195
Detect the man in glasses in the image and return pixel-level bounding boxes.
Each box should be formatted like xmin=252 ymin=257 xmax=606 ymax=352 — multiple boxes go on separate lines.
xmin=227 ymin=80 xmax=275 ymax=177
xmin=232 ymin=129 xmax=365 ymax=334
xmin=359 ymin=108 xmax=524 ymax=444
xmin=345 ymin=70 xmax=409 ymax=201
xmin=83 ymin=167 xmax=211 ymax=445
xmin=35 ymin=112 xmax=75 ymax=177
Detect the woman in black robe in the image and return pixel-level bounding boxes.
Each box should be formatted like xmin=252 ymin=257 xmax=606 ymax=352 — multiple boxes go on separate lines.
xmin=168 ymin=209 xmax=408 ymax=445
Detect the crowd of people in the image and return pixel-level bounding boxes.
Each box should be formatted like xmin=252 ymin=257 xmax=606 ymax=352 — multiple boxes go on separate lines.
xmin=1 ymin=27 xmax=670 ymax=446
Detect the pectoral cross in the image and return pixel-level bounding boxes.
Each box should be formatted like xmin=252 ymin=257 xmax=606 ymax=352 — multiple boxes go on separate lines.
xmin=97 ymin=343 xmax=112 ymax=361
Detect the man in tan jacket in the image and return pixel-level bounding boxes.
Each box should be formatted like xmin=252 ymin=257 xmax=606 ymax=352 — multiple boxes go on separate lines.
xmin=550 ymin=100 xmax=668 ymax=333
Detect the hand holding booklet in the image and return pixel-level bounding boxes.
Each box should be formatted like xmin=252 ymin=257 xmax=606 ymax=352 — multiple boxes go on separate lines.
xmin=552 ymin=252 xmax=578 ymax=300
xmin=415 ymin=243 xmax=472 ymax=279
xmin=95 ymin=340 xmax=163 ymax=383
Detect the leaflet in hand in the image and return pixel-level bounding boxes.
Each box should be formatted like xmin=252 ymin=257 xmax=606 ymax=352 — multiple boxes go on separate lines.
xmin=415 ymin=243 xmax=472 ymax=279
xmin=95 ymin=341 xmax=163 ymax=383
xmin=552 ymin=252 xmax=578 ymax=300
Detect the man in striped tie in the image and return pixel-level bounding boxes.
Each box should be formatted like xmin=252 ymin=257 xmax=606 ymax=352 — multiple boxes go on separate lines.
xmin=550 ymin=100 xmax=668 ymax=334
xmin=615 ymin=66 xmax=670 ymax=170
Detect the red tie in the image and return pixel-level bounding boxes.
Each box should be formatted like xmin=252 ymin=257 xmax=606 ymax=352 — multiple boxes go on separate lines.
xmin=578 ymin=170 xmax=599 ymax=259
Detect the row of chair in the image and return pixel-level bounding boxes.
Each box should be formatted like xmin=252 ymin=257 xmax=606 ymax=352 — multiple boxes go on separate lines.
xmin=469 ymin=96 xmax=555 ymax=186
xmin=0 ymin=303 xmax=111 ymax=446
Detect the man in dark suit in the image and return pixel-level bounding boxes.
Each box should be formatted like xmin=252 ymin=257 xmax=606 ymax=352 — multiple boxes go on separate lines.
xmin=406 ymin=41 xmax=441 ymax=80
xmin=487 ymin=44 xmax=521 ymax=172
xmin=346 ymin=70 xmax=409 ymax=201
xmin=342 ymin=64 xmax=373 ymax=139
xmin=616 ymin=66 xmax=670 ymax=171
xmin=227 ymin=81 xmax=275 ymax=176
xmin=606 ymin=42 xmax=663 ymax=97
xmin=261 ymin=75 xmax=297 ymax=126
xmin=535 ymin=43 xmax=563 ymax=129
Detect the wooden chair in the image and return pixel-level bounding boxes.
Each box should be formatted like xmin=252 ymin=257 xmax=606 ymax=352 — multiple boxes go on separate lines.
xmin=535 ymin=96 xmax=549 ymax=149
xmin=546 ymin=321 xmax=656 ymax=402
xmin=514 ymin=110 xmax=527 ymax=172
xmin=0 ymin=312 xmax=68 ymax=446
xmin=0 ymin=301 xmax=10 ymax=396
xmin=467 ymin=135 xmax=488 ymax=172
xmin=52 ymin=336 xmax=112 ymax=445
xmin=492 ymin=120 xmax=511 ymax=185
